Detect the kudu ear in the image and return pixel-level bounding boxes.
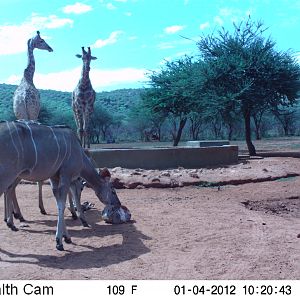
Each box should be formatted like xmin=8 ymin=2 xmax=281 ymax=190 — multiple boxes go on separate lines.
xmin=91 ymin=56 xmax=97 ymax=60
xmin=99 ymin=168 xmax=111 ymax=178
xmin=76 ymin=54 xmax=82 ymax=58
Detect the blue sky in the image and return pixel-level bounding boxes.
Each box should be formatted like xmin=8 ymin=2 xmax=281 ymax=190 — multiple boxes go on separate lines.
xmin=0 ymin=0 xmax=300 ymax=92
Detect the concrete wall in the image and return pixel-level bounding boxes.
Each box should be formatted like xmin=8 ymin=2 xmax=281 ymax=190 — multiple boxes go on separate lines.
xmin=186 ymin=140 xmax=230 ymax=147
xmin=87 ymin=145 xmax=238 ymax=169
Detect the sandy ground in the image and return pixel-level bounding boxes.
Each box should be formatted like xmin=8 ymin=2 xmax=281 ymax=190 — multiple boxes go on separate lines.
xmin=0 ymin=157 xmax=299 ymax=280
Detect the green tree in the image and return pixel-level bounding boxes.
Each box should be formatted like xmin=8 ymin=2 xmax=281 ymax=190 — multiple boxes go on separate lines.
xmin=144 ymin=56 xmax=202 ymax=146
xmin=272 ymin=106 xmax=297 ymax=136
xmin=90 ymin=104 xmax=114 ymax=143
xmin=198 ymin=17 xmax=300 ymax=155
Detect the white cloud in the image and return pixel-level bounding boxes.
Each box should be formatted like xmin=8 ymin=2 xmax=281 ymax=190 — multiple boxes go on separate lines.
xmin=5 ymin=67 xmax=147 ymax=91
xmin=62 ymin=2 xmax=92 ymax=14
xmin=124 ymin=12 xmax=132 ymax=16
xmin=6 ymin=74 xmax=21 ymax=85
xmin=0 ymin=14 xmax=73 ymax=56
xmin=214 ymin=16 xmax=224 ymax=26
xmin=106 ymin=3 xmax=117 ymax=10
xmin=219 ymin=8 xmax=232 ymax=17
xmin=214 ymin=7 xmax=253 ymax=25
xmin=31 ymin=14 xmax=73 ymax=29
xmin=164 ymin=25 xmax=185 ymax=34
xmin=91 ymin=31 xmax=123 ymax=48
xmin=114 ymin=0 xmax=128 ymax=2
xmin=128 ymin=36 xmax=138 ymax=40
xmin=160 ymin=51 xmax=192 ymax=65
xmin=184 ymin=0 xmax=189 ymax=5
xmin=199 ymin=21 xmax=210 ymax=30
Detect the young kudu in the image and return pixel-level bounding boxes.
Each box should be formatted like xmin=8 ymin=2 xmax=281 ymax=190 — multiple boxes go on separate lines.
xmin=0 ymin=120 xmax=130 ymax=251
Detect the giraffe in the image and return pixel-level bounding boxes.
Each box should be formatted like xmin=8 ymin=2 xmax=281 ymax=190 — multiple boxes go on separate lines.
xmin=72 ymin=46 xmax=97 ymax=148
xmin=10 ymin=31 xmax=53 ymax=215
xmin=13 ymin=31 xmax=53 ymax=120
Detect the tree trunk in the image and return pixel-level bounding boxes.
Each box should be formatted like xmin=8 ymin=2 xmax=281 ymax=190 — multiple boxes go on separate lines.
xmin=157 ymin=127 xmax=161 ymax=141
xmin=173 ymin=118 xmax=187 ymax=146
xmin=255 ymin=125 xmax=261 ymax=140
xmin=244 ymin=110 xmax=256 ymax=155
xmin=283 ymin=124 xmax=289 ymax=136
xmin=227 ymin=123 xmax=233 ymax=141
xmin=253 ymin=116 xmax=261 ymax=140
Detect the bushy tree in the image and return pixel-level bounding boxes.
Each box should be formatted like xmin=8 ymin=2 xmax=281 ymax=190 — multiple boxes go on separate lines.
xmin=90 ymin=104 xmax=115 ymax=143
xmin=144 ymin=56 xmax=203 ymax=146
xmin=198 ymin=17 xmax=300 ymax=154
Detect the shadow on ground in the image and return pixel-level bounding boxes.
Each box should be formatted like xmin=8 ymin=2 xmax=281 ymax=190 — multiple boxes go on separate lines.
xmin=0 ymin=210 xmax=151 ymax=270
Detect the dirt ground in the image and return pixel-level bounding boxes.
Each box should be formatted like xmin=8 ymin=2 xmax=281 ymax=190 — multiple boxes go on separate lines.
xmin=0 ymin=157 xmax=299 ymax=280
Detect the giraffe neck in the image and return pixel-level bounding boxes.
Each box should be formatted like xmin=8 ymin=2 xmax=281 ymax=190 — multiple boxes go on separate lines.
xmin=23 ymin=39 xmax=35 ymax=84
xmin=79 ymin=64 xmax=92 ymax=88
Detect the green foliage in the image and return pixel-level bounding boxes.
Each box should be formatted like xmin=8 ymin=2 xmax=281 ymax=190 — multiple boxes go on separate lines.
xmin=0 ymin=83 xmax=144 ymax=142
xmin=146 ymin=56 xmax=202 ymax=116
xmin=0 ymin=84 xmax=15 ymax=121
xmin=197 ymin=17 xmax=300 ymax=154
xmin=143 ymin=56 xmax=205 ymax=145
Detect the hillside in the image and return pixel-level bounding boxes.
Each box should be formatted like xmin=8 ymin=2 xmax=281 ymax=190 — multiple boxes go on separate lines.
xmin=0 ymin=83 xmax=143 ymax=123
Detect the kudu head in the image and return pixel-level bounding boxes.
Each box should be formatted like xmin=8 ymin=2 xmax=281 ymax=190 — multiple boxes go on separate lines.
xmin=91 ymin=168 xmax=121 ymax=207
xmin=96 ymin=168 xmax=131 ymax=224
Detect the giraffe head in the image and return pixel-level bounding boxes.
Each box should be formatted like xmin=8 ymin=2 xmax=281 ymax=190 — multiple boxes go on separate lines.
xmin=76 ymin=47 xmax=97 ymax=70
xmin=30 ymin=31 xmax=53 ymax=52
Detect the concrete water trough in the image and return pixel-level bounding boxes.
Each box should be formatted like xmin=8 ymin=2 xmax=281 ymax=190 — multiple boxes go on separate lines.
xmin=87 ymin=145 xmax=238 ymax=169
xmin=186 ymin=140 xmax=230 ymax=147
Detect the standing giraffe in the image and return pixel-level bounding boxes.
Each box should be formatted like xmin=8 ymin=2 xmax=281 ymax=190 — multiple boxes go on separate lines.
xmin=72 ymin=46 xmax=97 ymax=148
xmin=11 ymin=31 xmax=53 ymax=215
xmin=13 ymin=31 xmax=53 ymax=120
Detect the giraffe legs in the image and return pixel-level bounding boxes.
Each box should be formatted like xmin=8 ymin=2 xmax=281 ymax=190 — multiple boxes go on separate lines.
xmin=83 ymin=112 xmax=91 ymax=148
xmin=73 ymin=108 xmax=84 ymax=146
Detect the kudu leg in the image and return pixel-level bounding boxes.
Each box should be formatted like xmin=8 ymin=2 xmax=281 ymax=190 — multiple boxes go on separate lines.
xmin=51 ymin=177 xmax=72 ymax=251
xmin=5 ymin=189 xmax=18 ymax=231
xmin=68 ymin=191 xmax=79 ymax=220
xmin=12 ymin=187 xmax=25 ymax=222
xmin=38 ymin=181 xmax=47 ymax=215
xmin=69 ymin=181 xmax=89 ymax=227
xmin=4 ymin=178 xmax=24 ymax=224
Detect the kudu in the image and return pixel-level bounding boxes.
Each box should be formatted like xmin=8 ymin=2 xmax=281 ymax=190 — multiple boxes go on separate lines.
xmin=4 ymin=176 xmax=88 ymax=228
xmin=0 ymin=120 xmax=127 ymax=250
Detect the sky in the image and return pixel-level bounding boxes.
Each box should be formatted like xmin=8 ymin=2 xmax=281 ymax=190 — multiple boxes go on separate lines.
xmin=0 ymin=0 xmax=300 ymax=92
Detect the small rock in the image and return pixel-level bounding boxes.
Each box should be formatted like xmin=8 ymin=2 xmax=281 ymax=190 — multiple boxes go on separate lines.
xmin=136 ymin=185 xmax=145 ymax=189
xmin=151 ymin=178 xmax=160 ymax=183
xmin=161 ymin=172 xmax=171 ymax=177
xmin=297 ymin=234 xmax=300 ymax=238
xmin=262 ymin=222 xmax=266 ymax=225
xmin=111 ymin=178 xmax=125 ymax=189
xmin=131 ymin=171 xmax=141 ymax=175
xmin=189 ymin=173 xmax=199 ymax=178
xmin=111 ymin=167 xmax=122 ymax=172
